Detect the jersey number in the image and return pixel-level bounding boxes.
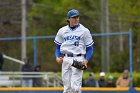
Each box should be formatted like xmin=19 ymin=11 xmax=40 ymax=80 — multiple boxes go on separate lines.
xmin=74 ymin=41 xmax=79 ymax=46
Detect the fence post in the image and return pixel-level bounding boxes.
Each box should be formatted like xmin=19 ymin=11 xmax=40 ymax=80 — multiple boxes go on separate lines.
xmin=128 ymin=30 xmax=134 ymax=92
xmin=33 ymin=36 xmax=37 ymax=66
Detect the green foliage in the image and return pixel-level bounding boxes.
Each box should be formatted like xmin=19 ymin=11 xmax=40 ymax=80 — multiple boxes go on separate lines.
xmin=110 ymin=51 xmax=129 ymax=72
xmin=27 ymin=0 xmax=140 ymax=72
xmin=1 ymin=0 xmax=140 ymax=72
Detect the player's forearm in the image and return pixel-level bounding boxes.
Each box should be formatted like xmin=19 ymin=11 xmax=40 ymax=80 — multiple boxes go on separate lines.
xmin=55 ymin=44 xmax=61 ymax=57
xmin=85 ymin=46 xmax=94 ymax=61
xmin=55 ymin=44 xmax=63 ymax=64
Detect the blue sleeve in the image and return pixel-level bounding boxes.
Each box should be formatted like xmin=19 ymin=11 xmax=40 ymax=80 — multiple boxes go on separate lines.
xmin=85 ymin=46 xmax=94 ymax=61
xmin=55 ymin=44 xmax=61 ymax=57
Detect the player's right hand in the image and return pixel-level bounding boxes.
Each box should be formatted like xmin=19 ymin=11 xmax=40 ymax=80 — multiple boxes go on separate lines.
xmin=56 ymin=57 xmax=63 ymax=64
xmin=84 ymin=60 xmax=88 ymax=69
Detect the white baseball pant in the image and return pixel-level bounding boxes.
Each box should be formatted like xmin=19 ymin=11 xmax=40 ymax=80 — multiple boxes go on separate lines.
xmin=62 ymin=56 xmax=84 ymax=93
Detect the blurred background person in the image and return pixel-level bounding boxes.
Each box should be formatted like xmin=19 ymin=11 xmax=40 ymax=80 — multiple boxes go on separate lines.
xmin=116 ymin=69 xmax=130 ymax=87
xmin=0 ymin=53 xmax=4 ymax=71
xmin=98 ymin=72 xmax=107 ymax=87
xmin=106 ymin=75 xmax=116 ymax=87
xmin=33 ymin=65 xmax=43 ymax=87
xmin=21 ymin=58 xmax=33 ymax=87
xmin=85 ymin=72 xmax=99 ymax=87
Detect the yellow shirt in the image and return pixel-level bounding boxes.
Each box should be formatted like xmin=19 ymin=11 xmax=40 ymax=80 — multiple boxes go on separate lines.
xmin=116 ymin=76 xmax=130 ymax=87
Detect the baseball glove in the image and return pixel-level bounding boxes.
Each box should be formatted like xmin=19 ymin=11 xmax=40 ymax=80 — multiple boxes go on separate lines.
xmin=72 ymin=60 xmax=87 ymax=70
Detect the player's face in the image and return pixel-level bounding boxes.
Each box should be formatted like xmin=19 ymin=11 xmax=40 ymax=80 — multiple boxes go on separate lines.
xmin=68 ymin=16 xmax=79 ymax=27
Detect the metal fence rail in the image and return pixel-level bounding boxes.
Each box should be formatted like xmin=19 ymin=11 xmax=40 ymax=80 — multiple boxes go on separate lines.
xmin=0 ymin=72 xmax=63 ymax=87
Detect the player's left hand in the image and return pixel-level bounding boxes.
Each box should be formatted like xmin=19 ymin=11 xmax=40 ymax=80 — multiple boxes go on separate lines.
xmin=72 ymin=60 xmax=88 ymax=70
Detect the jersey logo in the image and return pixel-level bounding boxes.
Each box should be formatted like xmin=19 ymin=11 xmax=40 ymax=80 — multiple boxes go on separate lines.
xmin=64 ymin=35 xmax=80 ymax=41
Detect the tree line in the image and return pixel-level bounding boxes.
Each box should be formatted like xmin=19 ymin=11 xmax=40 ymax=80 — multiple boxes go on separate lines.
xmin=0 ymin=0 xmax=140 ymax=72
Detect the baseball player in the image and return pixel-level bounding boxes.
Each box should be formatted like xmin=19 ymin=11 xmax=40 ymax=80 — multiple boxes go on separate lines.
xmin=54 ymin=9 xmax=94 ymax=93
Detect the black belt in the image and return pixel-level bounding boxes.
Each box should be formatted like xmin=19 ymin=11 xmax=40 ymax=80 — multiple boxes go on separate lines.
xmin=64 ymin=54 xmax=83 ymax=57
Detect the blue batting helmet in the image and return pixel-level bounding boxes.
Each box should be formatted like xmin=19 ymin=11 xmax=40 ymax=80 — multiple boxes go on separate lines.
xmin=67 ymin=9 xmax=80 ymax=18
